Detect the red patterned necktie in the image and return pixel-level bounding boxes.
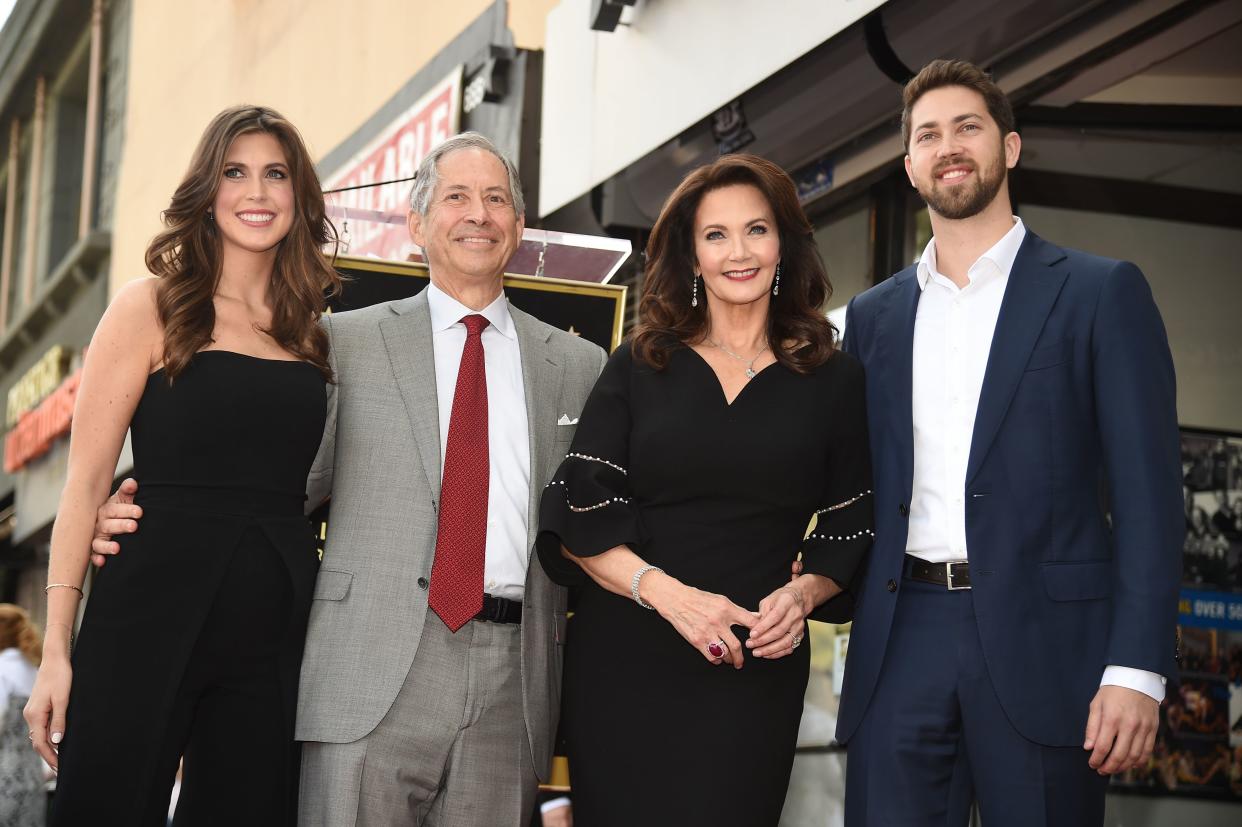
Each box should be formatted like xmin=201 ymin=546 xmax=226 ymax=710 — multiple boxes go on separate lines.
xmin=429 ymin=314 xmax=490 ymax=632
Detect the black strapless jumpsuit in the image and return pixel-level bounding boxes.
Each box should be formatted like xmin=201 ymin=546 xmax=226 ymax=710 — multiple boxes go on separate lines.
xmin=51 ymin=351 xmax=326 ymax=826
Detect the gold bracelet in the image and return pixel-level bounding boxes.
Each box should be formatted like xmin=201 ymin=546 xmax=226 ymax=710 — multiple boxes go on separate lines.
xmin=44 ymin=583 xmax=84 ymax=596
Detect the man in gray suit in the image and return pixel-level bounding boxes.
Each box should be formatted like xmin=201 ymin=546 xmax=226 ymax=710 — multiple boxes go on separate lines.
xmin=93 ymin=133 xmax=606 ymax=825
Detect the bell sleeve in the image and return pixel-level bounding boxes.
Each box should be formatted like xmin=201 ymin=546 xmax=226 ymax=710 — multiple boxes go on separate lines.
xmin=804 ymin=353 xmax=874 ymax=624
xmin=536 ymin=344 xmax=642 ymax=586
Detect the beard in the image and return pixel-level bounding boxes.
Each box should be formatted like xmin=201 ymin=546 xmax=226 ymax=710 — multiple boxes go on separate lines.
xmin=916 ymin=153 xmax=1007 ymax=220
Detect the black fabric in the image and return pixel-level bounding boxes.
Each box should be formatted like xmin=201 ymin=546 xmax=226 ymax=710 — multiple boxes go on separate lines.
xmin=476 ymin=593 xmax=523 ymax=624
xmin=537 ymin=343 xmax=873 ymax=827
xmin=51 ymin=351 xmax=325 ymax=826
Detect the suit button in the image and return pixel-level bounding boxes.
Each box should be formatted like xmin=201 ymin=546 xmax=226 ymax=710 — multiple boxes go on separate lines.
xmin=417 ymin=577 xmax=429 ymax=590
xmin=887 ymin=579 xmax=897 ymax=593
xmin=898 ymin=503 xmax=908 ymax=517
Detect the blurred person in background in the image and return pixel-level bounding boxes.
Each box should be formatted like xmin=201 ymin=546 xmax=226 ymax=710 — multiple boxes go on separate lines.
xmin=0 ymin=604 xmax=44 ymax=825
xmin=23 ymin=105 xmax=339 ymax=825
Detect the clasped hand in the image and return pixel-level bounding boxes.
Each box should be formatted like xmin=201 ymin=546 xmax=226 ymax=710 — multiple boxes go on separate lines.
xmin=651 ymin=579 xmax=813 ymax=668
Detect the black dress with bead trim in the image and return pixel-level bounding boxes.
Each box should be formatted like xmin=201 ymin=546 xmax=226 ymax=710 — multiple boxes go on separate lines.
xmin=51 ymin=351 xmax=325 ymax=827
xmin=537 ymin=342 xmax=873 ymax=827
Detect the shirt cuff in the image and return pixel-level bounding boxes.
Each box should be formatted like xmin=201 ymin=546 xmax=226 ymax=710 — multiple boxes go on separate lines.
xmin=540 ymin=796 xmax=571 ymax=814
xmin=1100 ymin=665 xmax=1166 ymax=703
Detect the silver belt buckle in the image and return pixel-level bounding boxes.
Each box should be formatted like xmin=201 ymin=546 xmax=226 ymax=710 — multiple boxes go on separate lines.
xmin=945 ymin=561 xmax=971 ymax=590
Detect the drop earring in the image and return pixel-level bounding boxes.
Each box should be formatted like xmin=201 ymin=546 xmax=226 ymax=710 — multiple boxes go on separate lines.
xmin=206 ymin=207 xmax=214 ymax=221
xmin=773 ymin=262 xmax=781 ymax=296
xmin=691 ymin=273 xmax=699 ymax=308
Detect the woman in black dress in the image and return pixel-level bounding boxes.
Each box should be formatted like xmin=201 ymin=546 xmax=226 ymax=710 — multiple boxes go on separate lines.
xmin=24 ymin=106 xmax=339 ymax=825
xmin=538 ymin=154 xmax=873 ymax=826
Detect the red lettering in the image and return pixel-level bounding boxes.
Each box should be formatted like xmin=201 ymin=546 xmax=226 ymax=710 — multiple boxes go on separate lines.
xmin=3 ymin=369 xmax=81 ymax=472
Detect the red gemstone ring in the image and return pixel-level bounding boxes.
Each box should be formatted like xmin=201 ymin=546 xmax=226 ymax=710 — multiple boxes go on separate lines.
xmin=707 ymin=640 xmax=727 ymax=659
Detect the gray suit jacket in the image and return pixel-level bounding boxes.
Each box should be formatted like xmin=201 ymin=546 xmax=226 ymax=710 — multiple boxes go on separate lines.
xmin=294 ymin=289 xmax=606 ymax=779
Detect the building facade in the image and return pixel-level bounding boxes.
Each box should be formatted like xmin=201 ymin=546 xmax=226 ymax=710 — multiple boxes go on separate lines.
xmin=0 ymin=0 xmax=127 ymax=620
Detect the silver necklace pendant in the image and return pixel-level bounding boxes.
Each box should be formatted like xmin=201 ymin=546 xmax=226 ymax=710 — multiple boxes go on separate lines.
xmin=708 ymin=336 xmax=767 ymax=379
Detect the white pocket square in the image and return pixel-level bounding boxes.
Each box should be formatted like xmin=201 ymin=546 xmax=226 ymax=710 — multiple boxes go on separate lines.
xmin=557 ymin=414 xmax=579 ymax=426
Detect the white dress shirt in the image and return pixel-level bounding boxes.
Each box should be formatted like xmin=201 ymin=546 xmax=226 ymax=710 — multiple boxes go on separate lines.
xmin=427 ymin=282 xmax=530 ymax=602
xmin=906 ymin=218 xmax=1164 ymax=702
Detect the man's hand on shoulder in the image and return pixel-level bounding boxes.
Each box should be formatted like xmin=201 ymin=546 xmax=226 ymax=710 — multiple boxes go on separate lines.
xmin=90 ymin=478 xmax=142 ymax=566
xmin=1083 ymin=684 xmax=1159 ymax=775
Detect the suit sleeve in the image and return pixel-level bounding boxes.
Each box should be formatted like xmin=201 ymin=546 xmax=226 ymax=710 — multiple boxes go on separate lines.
xmin=1092 ymin=261 xmax=1183 ymax=679
xmin=841 ymin=296 xmax=859 ymax=358
xmin=536 ymin=344 xmax=642 ymax=586
xmin=305 ymin=314 xmax=338 ymax=514
xmin=804 ymin=353 xmax=874 ymax=624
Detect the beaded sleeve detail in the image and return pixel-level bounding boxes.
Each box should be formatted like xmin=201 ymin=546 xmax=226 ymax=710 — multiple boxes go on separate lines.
xmin=815 ymin=489 xmax=871 ymax=515
xmin=545 ymin=477 xmax=632 ymax=513
xmin=565 ymin=452 xmax=627 ymax=476
xmin=535 ymin=347 xmax=641 ymax=587
xmin=537 ymin=451 xmax=640 ymax=586
xmin=800 ymin=485 xmax=873 ymax=625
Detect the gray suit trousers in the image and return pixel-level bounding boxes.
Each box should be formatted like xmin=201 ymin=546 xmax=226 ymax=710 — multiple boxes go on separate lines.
xmin=299 ymin=610 xmax=535 ymax=826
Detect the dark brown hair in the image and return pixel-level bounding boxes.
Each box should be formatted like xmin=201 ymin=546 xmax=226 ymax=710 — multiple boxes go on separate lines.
xmin=0 ymin=603 xmax=41 ymax=666
xmin=901 ymin=59 xmax=1016 ymax=150
xmin=631 ymin=154 xmax=836 ymax=373
xmin=145 ymin=105 xmax=340 ymax=381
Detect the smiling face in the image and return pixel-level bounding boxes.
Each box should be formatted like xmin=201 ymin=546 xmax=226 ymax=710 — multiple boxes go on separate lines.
xmin=904 ymin=85 xmax=1020 ymax=221
xmin=408 ymin=147 xmax=524 ymax=292
xmin=692 ymin=183 xmax=781 ymax=311
xmin=211 ymin=131 xmax=295 ymax=259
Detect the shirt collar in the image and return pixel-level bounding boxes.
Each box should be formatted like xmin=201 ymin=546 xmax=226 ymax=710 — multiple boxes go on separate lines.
xmin=916 ymin=216 xmax=1026 ymax=291
xmin=426 ymin=280 xmax=516 ymax=340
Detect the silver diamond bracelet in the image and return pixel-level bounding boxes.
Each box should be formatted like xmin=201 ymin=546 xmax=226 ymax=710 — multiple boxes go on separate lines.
xmin=630 ymin=564 xmax=663 ymax=610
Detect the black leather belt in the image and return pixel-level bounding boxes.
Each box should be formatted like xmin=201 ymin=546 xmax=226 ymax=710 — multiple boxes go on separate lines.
xmin=903 ymin=554 xmax=972 ymax=590
xmin=475 ymin=594 xmax=523 ymax=624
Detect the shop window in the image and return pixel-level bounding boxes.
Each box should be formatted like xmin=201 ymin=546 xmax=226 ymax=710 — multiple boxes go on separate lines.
xmin=911 ymin=206 xmax=932 ymax=264
xmin=813 ymin=196 xmax=872 ymax=311
xmin=43 ymin=40 xmax=90 ymax=279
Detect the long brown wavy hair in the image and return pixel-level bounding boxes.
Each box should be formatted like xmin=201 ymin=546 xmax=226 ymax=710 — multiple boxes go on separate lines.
xmin=0 ymin=603 xmax=41 ymax=666
xmin=145 ymin=105 xmax=340 ymax=381
xmin=631 ymin=154 xmax=836 ymax=373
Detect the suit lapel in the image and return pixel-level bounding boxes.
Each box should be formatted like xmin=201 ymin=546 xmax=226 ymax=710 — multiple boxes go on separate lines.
xmin=379 ymin=292 xmax=443 ymax=501
xmin=512 ymin=305 xmax=564 ymax=556
xmin=966 ymin=233 xmax=1069 ymax=484
xmin=878 ymin=269 xmax=921 ymax=497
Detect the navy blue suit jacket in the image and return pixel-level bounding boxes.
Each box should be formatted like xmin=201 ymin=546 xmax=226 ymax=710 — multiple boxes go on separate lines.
xmin=836 ymin=230 xmax=1184 ymax=747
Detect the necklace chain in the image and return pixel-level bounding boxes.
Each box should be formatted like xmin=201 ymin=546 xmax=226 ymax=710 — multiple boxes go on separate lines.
xmin=707 ymin=337 xmax=769 ymax=378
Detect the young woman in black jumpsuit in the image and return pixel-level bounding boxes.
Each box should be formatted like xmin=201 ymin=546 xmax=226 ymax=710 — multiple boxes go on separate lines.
xmin=23 ymin=106 xmax=339 ymax=825
xmin=538 ymin=155 xmax=874 ymax=826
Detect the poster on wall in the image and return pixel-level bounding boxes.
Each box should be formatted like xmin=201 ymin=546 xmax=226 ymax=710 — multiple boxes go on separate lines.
xmin=1111 ymin=427 xmax=1242 ymax=801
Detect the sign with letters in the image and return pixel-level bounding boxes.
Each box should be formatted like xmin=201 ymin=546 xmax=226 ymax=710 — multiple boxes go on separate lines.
xmin=322 ymin=68 xmax=462 ymax=262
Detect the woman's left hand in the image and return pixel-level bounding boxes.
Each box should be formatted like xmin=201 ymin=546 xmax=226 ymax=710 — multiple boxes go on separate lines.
xmin=746 ymin=583 xmax=810 ymax=659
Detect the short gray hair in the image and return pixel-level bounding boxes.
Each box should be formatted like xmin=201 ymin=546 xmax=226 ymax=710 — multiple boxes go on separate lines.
xmin=408 ymin=132 xmax=525 ymax=218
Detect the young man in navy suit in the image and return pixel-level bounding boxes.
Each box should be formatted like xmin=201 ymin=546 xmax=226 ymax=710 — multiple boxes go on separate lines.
xmin=835 ymin=59 xmax=1183 ymax=825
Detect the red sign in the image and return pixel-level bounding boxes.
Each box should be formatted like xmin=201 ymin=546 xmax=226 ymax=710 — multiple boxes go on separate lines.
xmin=323 ymin=67 xmax=462 ymax=261
xmin=4 ymin=368 xmax=79 ymax=473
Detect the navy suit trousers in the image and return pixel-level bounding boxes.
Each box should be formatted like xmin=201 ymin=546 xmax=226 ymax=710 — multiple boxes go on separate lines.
xmin=845 ymin=576 xmax=1109 ymax=826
